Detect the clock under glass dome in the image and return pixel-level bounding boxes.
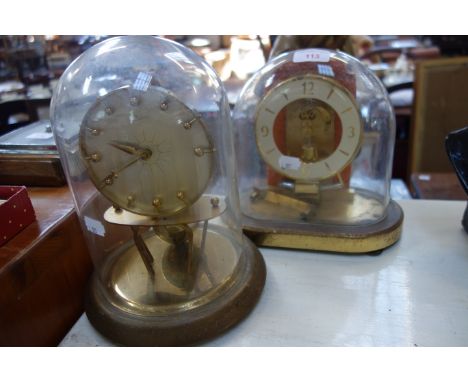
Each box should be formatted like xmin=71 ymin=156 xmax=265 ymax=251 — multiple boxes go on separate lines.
xmin=232 ymin=48 xmax=403 ymax=253
xmin=51 ymin=35 xmax=266 ymax=345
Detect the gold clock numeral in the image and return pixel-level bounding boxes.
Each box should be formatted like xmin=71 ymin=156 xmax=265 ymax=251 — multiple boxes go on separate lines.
xmin=302 ymin=81 xmax=314 ymax=94
xmin=261 ymin=126 xmax=269 ymax=137
xmin=326 ymin=88 xmax=335 ymax=100
xmin=348 ymin=126 xmax=355 ymax=138
xmin=325 ymin=162 xmax=332 ymax=172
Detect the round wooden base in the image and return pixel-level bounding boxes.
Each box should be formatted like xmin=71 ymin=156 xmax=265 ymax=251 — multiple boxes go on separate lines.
xmin=85 ymin=237 xmax=266 ymax=346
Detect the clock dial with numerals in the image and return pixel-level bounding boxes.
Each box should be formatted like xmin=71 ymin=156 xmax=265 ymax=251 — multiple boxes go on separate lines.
xmin=255 ymin=75 xmax=363 ymax=181
xmin=80 ymin=85 xmax=214 ymax=217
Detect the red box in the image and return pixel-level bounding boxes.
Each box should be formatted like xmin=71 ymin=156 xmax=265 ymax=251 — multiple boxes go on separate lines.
xmin=0 ymin=186 xmax=36 ymax=246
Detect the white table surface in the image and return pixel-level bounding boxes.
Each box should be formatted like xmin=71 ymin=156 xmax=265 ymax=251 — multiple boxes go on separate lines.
xmin=60 ymin=199 xmax=468 ymax=346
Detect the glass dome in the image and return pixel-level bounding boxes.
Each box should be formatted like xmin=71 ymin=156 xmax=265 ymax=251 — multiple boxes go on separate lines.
xmin=51 ymin=36 xmax=265 ymax=345
xmin=232 ymin=48 xmax=403 ymax=252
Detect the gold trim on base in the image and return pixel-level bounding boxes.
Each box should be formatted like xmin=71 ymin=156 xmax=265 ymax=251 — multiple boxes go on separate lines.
xmin=243 ymin=200 xmax=404 ymax=253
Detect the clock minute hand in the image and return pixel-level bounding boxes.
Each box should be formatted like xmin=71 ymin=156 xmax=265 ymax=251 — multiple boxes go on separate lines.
xmin=98 ymin=148 xmax=152 ymax=189
xmin=109 ymin=141 xmax=143 ymax=156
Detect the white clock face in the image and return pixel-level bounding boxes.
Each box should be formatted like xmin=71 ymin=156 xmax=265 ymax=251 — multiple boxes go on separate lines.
xmin=255 ymin=75 xmax=363 ymax=181
xmin=80 ymin=86 xmax=214 ymax=217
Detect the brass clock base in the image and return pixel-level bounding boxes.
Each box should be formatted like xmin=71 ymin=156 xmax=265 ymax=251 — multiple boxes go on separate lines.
xmin=243 ymin=200 xmax=404 ymax=253
xmin=85 ymin=233 xmax=266 ymax=346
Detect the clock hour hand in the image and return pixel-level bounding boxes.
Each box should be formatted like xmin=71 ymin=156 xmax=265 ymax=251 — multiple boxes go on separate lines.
xmin=109 ymin=140 xmax=152 ymax=160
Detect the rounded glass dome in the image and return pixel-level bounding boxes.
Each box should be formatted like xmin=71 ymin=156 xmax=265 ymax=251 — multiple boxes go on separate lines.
xmin=233 ymin=48 xmax=396 ymax=228
xmin=51 ymin=36 xmax=265 ymax=345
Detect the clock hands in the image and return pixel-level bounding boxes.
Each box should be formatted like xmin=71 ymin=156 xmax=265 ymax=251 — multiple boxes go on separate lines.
xmin=109 ymin=141 xmax=152 ymax=159
xmin=99 ymin=143 xmax=153 ymax=189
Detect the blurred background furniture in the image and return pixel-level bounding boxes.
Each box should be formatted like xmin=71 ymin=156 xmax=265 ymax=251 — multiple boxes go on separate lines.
xmin=409 ymin=56 xmax=468 ymax=176
xmin=0 ymin=120 xmax=66 ymax=186
xmin=1 ymin=35 xmax=467 ymax=191
xmin=411 ymin=172 xmax=466 ymax=200
xmin=0 ymin=99 xmax=31 ymax=135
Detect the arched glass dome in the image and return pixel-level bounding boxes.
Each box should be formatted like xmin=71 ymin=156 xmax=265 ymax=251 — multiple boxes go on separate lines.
xmin=232 ymin=48 xmax=402 ymax=253
xmin=51 ymin=36 xmax=265 ymax=345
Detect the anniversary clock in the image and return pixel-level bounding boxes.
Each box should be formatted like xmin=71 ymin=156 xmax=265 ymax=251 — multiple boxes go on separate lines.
xmin=51 ymin=36 xmax=266 ymax=345
xmin=233 ymin=48 xmax=403 ymax=253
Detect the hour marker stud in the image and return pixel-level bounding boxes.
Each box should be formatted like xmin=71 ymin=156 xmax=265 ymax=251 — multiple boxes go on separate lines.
xmin=194 ymin=147 xmax=216 ymax=157
xmin=250 ymin=189 xmax=260 ymax=201
xmin=87 ymin=127 xmax=101 ymax=136
xmin=152 ymin=198 xmax=162 ymax=208
xmin=129 ymin=96 xmax=139 ymax=106
xmin=160 ymin=101 xmax=168 ymax=110
xmin=104 ymin=174 xmax=115 ymax=185
xmin=183 ymin=116 xmax=199 ymax=130
xmin=90 ymin=153 xmax=101 ymax=162
xmin=177 ymin=191 xmax=185 ymax=200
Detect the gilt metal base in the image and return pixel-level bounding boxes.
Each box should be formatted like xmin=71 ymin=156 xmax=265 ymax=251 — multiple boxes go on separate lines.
xmin=243 ymin=200 xmax=404 ymax=253
xmin=85 ymin=234 xmax=266 ymax=346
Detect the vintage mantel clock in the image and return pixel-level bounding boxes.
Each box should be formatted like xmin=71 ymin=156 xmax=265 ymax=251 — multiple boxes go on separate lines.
xmin=232 ymin=48 xmax=403 ymax=253
xmin=51 ymin=36 xmax=266 ymax=346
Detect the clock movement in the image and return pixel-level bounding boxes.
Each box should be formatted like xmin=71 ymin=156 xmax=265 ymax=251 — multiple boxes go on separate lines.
xmin=232 ymin=48 xmax=403 ymax=253
xmin=51 ymin=36 xmax=266 ymax=345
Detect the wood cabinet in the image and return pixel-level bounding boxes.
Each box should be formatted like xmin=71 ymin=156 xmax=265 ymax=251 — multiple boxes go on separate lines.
xmin=0 ymin=186 xmax=92 ymax=346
